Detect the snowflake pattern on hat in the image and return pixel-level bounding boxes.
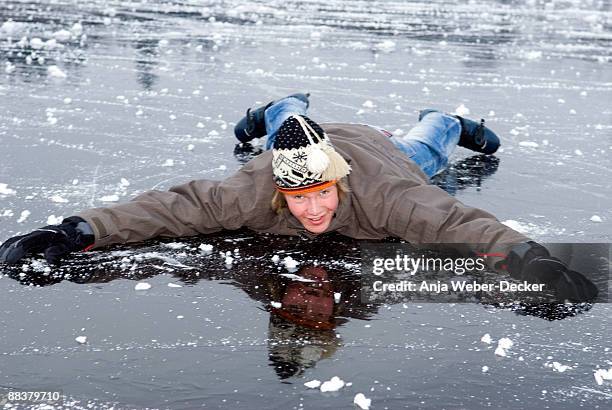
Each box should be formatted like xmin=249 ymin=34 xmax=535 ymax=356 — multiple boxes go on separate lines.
xmin=272 ymin=115 xmax=351 ymax=192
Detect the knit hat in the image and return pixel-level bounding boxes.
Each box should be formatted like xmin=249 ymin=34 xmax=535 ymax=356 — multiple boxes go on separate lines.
xmin=272 ymin=115 xmax=351 ymax=194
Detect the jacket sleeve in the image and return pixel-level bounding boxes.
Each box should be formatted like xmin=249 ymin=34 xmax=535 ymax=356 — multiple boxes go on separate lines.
xmin=381 ymin=180 xmax=530 ymax=265
xmin=77 ymin=163 xmax=276 ymax=249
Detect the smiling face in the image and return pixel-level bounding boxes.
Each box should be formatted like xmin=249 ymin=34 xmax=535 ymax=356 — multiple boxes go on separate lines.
xmin=284 ymin=184 xmax=339 ymax=234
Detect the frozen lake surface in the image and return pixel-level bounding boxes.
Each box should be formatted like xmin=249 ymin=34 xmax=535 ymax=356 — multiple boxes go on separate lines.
xmin=1 ymin=0 xmax=611 ymax=408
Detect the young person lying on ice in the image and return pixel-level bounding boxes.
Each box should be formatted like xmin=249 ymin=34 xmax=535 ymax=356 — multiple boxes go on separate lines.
xmin=0 ymin=93 xmax=597 ymax=302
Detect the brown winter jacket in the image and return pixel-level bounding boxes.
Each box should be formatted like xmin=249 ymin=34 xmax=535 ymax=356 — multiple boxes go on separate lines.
xmin=78 ymin=123 xmax=529 ymax=266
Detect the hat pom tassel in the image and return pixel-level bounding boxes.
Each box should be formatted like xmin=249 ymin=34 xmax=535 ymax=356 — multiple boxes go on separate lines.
xmin=321 ymin=147 xmax=351 ymax=181
xmin=306 ymin=147 xmax=330 ymax=174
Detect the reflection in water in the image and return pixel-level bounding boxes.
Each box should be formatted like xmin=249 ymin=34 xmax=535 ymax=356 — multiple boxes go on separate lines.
xmin=133 ymin=38 xmax=160 ymax=91
xmin=431 ymin=154 xmax=500 ymax=195
xmin=1 ymin=233 xmax=595 ymax=381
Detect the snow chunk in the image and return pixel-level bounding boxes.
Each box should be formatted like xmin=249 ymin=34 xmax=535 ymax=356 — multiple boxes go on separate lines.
xmin=50 ymin=195 xmax=68 ymax=203
xmin=498 ymin=337 xmax=513 ymax=350
xmin=454 ymin=104 xmax=470 ymax=116
xmin=594 ymin=368 xmax=612 ymax=385
xmin=0 ymin=183 xmax=16 ymax=195
xmin=373 ymin=40 xmax=395 ymax=53
xmin=481 ymin=333 xmax=493 ymax=344
xmin=283 ymin=256 xmax=299 ymax=271
xmin=362 ymin=100 xmax=375 ymax=108
xmin=519 ymin=141 xmax=539 ymax=148
xmin=199 ymin=243 xmax=213 ymax=252
xmin=270 ymin=301 xmax=282 ymax=308
xmin=46 ymin=215 xmax=63 ymax=225
xmin=574 ymin=149 xmax=583 ymax=156
xmin=167 ymin=283 xmax=182 ymax=288
xmin=161 ymin=159 xmax=175 ymax=167
xmin=163 ymin=242 xmax=187 ymax=250
xmin=17 ymin=210 xmax=31 ymax=223
xmin=320 ymin=376 xmax=345 ymax=392
xmin=224 ymin=256 xmax=234 ymax=265
xmin=590 ymin=215 xmax=602 ymax=223
xmin=495 ymin=337 xmax=513 ymax=357
xmin=135 ymin=282 xmax=151 ymax=291
xmin=353 ymin=393 xmax=372 ymax=409
xmin=551 ymin=362 xmax=571 ymax=373
xmin=53 ymin=29 xmax=71 ymax=42
xmin=304 ymin=380 xmax=321 ymax=389
xmin=271 ymin=254 xmax=280 ymax=263
xmin=482 ymin=366 xmax=489 ymax=373
xmin=75 ymin=336 xmax=87 ymax=344
xmin=99 ymin=195 xmax=119 ymax=202
xmin=334 ymin=292 xmax=341 ymax=303
xmin=494 ymin=346 xmax=507 ymax=357
xmin=47 ymin=65 xmax=67 ymax=78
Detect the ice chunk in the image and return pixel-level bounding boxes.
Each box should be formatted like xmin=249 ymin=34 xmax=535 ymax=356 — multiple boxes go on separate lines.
xmin=99 ymin=195 xmax=119 ymax=202
xmin=270 ymin=301 xmax=282 ymax=308
xmin=574 ymin=149 xmax=583 ymax=156
xmin=75 ymin=336 xmax=87 ymax=344
xmin=50 ymin=195 xmax=68 ymax=203
xmin=362 ymin=100 xmax=375 ymax=108
xmin=135 ymin=282 xmax=151 ymax=291
xmin=590 ymin=215 xmax=602 ymax=223
xmin=594 ymin=368 xmax=612 ymax=385
xmin=353 ymin=393 xmax=371 ymax=409
xmin=224 ymin=256 xmax=234 ymax=265
xmin=71 ymin=22 xmax=83 ymax=35
xmin=47 ymin=65 xmax=67 ymax=78
xmin=482 ymin=366 xmax=489 ymax=373
xmin=17 ymin=210 xmax=31 ymax=223
xmin=551 ymin=362 xmax=571 ymax=372
xmin=320 ymin=376 xmax=345 ymax=392
xmin=271 ymin=255 xmax=280 ymax=263
xmin=199 ymin=243 xmax=213 ymax=252
xmin=30 ymin=38 xmax=44 ymax=49
xmin=283 ymin=256 xmax=299 ymax=270
xmin=0 ymin=183 xmax=16 ymax=195
xmin=187 ymin=144 xmax=195 ymax=151
xmin=161 ymin=159 xmax=175 ymax=167
xmin=498 ymin=338 xmax=513 ymax=350
xmin=374 ymin=40 xmax=396 ymax=53
xmin=480 ymin=333 xmax=492 ymax=344
xmin=167 ymin=283 xmax=182 ymax=288
xmin=120 ymin=178 xmax=130 ymax=187
xmin=494 ymin=346 xmax=507 ymax=357
xmin=163 ymin=242 xmax=187 ymax=250
xmin=46 ymin=215 xmax=63 ymax=225
xmin=334 ymin=292 xmax=341 ymax=303
xmin=53 ymin=29 xmax=72 ymax=42
xmin=519 ymin=141 xmax=539 ymax=148
xmin=454 ymin=104 xmax=470 ymax=116
xmin=304 ymin=380 xmax=321 ymax=389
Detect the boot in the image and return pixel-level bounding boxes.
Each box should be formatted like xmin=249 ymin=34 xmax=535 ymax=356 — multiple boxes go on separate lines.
xmin=234 ymin=93 xmax=310 ymax=143
xmin=418 ymin=109 xmax=500 ymax=155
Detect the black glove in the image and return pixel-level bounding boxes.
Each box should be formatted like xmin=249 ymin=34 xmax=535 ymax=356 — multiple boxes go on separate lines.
xmin=502 ymin=242 xmax=598 ymax=302
xmin=0 ymin=216 xmax=94 ymax=265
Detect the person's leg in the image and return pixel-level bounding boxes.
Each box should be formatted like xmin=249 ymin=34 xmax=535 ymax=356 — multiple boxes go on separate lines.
xmin=264 ymin=97 xmax=309 ymax=150
xmin=389 ymin=111 xmax=461 ymax=178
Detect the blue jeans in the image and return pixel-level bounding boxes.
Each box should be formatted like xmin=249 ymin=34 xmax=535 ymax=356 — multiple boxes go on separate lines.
xmin=264 ymin=97 xmax=460 ymax=178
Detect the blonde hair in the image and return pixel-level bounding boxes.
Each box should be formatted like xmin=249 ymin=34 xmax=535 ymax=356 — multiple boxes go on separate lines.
xmin=271 ymin=178 xmax=350 ymax=214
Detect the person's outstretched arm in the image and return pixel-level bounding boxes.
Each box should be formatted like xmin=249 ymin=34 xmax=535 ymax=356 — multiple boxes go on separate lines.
xmin=376 ymin=181 xmax=598 ymax=302
xmin=0 ymin=154 xmax=277 ymax=264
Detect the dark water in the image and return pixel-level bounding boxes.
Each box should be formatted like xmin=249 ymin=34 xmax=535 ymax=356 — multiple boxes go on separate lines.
xmin=1 ymin=1 xmax=611 ymax=409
